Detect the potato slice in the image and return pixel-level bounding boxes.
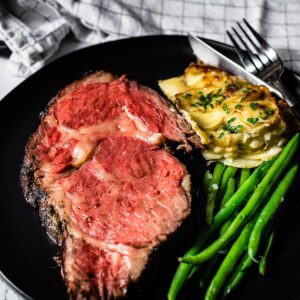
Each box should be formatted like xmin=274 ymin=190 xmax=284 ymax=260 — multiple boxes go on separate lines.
xmin=190 ymin=109 xmax=224 ymax=130
xmin=158 ymin=77 xmax=187 ymax=101
xmin=158 ymin=62 xmax=287 ymax=168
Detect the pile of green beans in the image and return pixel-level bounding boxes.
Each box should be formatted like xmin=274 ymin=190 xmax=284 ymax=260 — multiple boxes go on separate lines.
xmin=167 ymin=133 xmax=299 ymax=300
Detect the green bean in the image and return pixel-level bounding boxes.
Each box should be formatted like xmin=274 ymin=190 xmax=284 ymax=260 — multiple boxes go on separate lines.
xmin=186 ymin=266 xmax=198 ymax=280
xmin=195 ymin=169 xmax=237 ymax=281
xmin=168 ymin=174 xmax=233 ymax=300
xmin=219 ymin=221 xmax=230 ymax=237
xmin=200 ymin=174 xmax=236 ymax=285
xmin=169 ymin=137 xmax=297 ymax=299
xmin=220 ymin=177 xmax=236 ymax=209
xmin=206 ymin=163 xmax=226 ymax=224
xmin=219 ymin=178 xmax=236 ymax=236
xmin=223 ymin=166 xmax=263 ymax=297
xmin=187 ymin=233 xmax=221 ymax=280
xmin=248 ymin=164 xmax=298 ymax=260
xmin=196 ymin=175 xmax=237 ymax=287
xmin=178 ymin=164 xmax=264 ymax=268
xmin=199 ymin=255 xmax=220 ymax=288
xmin=212 ymin=160 xmax=272 ymax=229
xmin=185 ymin=170 xmax=213 ymax=281
xmin=219 ymin=166 xmax=238 ymax=199
xmin=220 ymin=169 xmax=250 ymax=236
xmin=223 ymin=210 xmax=273 ymax=296
xmin=167 ymin=137 xmax=292 ymax=298
xmin=220 ymin=198 xmax=275 ymax=296
xmin=205 ymin=220 xmax=256 ymax=300
xmin=223 ymin=253 xmax=254 ymax=297
xmin=259 ymin=231 xmax=275 ymax=275
xmin=167 ymin=231 xmax=210 ymax=300
xmin=239 ymin=168 xmax=251 ymax=188
xmin=220 ymin=170 xmax=252 ymax=295
xmin=177 ymin=161 xmax=270 ymax=273
xmin=181 ymin=133 xmax=299 ymax=264
xmin=203 ymin=170 xmax=212 ymax=190
xmin=168 ymin=166 xmax=216 ymax=300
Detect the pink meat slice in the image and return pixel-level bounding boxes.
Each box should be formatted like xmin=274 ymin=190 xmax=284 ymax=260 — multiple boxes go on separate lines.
xmin=33 ymin=74 xmax=187 ymax=174
xmin=62 ymin=236 xmax=150 ymax=299
xmin=59 ymin=137 xmax=190 ymax=298
xmin=23 ymin=72 xmax=191 ymax=299
xmin=55 ymin=74 xmax=186 ymax=141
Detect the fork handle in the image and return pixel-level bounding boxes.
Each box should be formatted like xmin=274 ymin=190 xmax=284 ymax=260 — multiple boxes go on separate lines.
xmin=272 ymin=79 xmax=300 ymax=121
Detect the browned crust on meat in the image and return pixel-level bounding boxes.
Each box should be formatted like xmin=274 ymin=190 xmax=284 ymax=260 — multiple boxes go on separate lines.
xmin=20 ymin=145 xmax=65 ymax=243
xmin=172 ymin=109 xmax=203 ymax=150
xmin=20 ymin=155 xmax=45 ymax=208
xmin=20 ymin=71 xmax=119 ymax=240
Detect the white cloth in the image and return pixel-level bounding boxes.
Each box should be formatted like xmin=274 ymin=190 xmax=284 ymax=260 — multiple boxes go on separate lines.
xmin=0 ymin=0 xmax=300 ymax=76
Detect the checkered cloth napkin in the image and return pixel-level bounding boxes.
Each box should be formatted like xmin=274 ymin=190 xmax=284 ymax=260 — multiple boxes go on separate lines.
xmin=0 ymin=0 xmax=299 ymax=299
xmin=0 ymin=0 xmax=300 ymax=77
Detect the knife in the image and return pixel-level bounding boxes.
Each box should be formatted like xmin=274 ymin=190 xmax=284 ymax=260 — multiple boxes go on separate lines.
xmin=188 ymin=33 xmax=300 ymax=121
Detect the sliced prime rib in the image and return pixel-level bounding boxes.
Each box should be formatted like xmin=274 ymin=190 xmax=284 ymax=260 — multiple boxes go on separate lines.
xmin=21 ymin=72 xmax=197 ymax=299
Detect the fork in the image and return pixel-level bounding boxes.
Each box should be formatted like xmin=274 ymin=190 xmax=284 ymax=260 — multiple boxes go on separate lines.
xmin=227 ymin=19 xmax=300 ymax=120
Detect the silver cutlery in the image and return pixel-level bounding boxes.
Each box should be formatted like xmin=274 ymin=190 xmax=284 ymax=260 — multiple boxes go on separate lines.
xmin=227 ymin=19 xmax=300 ymax=119
xmin=187 ymin=32 xmax=300 ymax=120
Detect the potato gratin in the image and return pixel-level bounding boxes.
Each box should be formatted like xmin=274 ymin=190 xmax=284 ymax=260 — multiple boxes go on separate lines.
xmin=159 ymin=62 xmax=287 ymax=168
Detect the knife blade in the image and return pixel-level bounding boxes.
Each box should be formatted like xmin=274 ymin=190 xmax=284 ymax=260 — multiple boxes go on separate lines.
xmin=187 ymin=33 xmax=282 ymax=99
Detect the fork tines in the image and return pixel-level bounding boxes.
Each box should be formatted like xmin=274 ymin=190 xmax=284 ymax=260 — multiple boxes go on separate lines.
xmin=227 ymin=19 xmax=280 ymax=77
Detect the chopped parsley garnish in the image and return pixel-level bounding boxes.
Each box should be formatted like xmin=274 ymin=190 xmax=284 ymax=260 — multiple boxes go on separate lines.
xmin=222 ymin=117 xmax=243 ymax=134
xmin=233 ymin=81 xmax=241 ymax=89
xmin=214 ymin=88 xmax=223 ymax=97
xmin=260 ymin=108 xmax=275 ymax=120
xmin=184 ymin=93 xmax=192 ymax=99
xmin=247 ymin=117 xmax=259 ymax=126
xmin=250 ymin=102 xmax=258 ymax=111
xmin=243 ymin=88 xmax=251 ymax=93
xmin=218 ymin=132 xmax=225 ymax=139
xmin=222 ymin=103 xmax=230 ymax=114
xmin=235 ymin=104 xmax=243 ymax=110
xmin=191 ymin=89 xmax=225 ymax=110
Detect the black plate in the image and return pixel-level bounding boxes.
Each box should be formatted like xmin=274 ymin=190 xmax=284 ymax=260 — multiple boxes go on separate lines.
xmin=1 ymin=35 xmax=300 ymax=300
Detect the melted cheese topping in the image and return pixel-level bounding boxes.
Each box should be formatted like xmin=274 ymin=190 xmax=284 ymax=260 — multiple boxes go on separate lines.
xmin=159 ymin=63 xmax=287 ymax=168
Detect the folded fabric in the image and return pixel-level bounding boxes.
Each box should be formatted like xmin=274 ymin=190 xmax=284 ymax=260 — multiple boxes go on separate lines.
xmin=0 ymin=0 xmax=300 ymax=76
